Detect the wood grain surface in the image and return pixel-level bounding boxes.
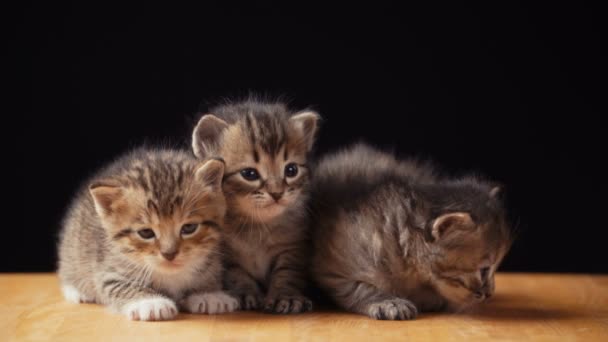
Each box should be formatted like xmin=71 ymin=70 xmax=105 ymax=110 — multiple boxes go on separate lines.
xmin=1 ymin=273 xmax=607 ymax=341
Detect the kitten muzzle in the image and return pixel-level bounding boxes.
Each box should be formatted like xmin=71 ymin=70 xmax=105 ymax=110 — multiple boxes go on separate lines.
xmin=161 ymin=251 xmax=178 ymax=261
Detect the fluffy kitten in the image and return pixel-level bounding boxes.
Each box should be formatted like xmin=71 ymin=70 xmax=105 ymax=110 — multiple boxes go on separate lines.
xmin=311 ymin=144 xmax=511 ymax=320
xmin=192 ymin=99 xmax=320 ymax=314
xmin=58 ymin=148 xmax=239 ymax=321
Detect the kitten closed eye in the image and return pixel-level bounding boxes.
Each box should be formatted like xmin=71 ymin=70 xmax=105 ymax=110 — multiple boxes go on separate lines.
xmin=311 ymin=144 xmax=511 ymax=319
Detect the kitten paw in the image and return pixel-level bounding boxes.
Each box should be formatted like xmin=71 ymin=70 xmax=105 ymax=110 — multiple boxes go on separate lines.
xmin=123 ymin=297 xmax=178 ymax=321
xmin=182 ymin=291 xmax=239 ymax=314
xmin=366 ymin=298 xmax=418 ymax=320
xmin=263 ymin=294 xmax=313 ymax=314
xmin=239 ymin=293 xmax=264 ymax=310
xmin=61 ymin=284 xmax=95 ymax=304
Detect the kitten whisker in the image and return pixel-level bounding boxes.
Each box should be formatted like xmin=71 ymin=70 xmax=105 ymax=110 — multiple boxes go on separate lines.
xmin=310 ymin=143 xmax=512 ymax=320
xmin=58 ymin=148 xmax=228 ymax=320
xmin=191 ymin=98 xmax=318 ymax=314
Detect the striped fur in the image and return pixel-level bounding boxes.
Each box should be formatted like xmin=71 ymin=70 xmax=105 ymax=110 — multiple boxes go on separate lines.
xmin=57 ymin=148 xmax=239 ymax=321
xmin=310 ymin=144 xmax=512 ymax=320
xmin=192 ymin=99 xmax=320 ymax=314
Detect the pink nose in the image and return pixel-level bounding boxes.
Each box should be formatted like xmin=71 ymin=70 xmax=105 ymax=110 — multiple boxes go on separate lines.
xmin=161 ymin=251 xmax=178 ymax=261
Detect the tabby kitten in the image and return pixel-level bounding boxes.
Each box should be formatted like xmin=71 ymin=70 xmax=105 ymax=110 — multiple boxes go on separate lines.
xmin=192 ymin=99 xmax=320 ymax=314
xmin=58 ymin=148 xmax=239 ymax=321
xmin=311 ymin=144 xmax=511 ymax=320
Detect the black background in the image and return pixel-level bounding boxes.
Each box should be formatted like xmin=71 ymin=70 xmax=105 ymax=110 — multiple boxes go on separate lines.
xmin=10 ymin=1 xmax=606 ymax=273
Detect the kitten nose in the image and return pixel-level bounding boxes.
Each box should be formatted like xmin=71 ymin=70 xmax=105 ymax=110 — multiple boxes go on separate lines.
xmin=473 ymin=291 xmax=485 ymax=301
xmin=161 ymin=251 xmax=178 ymax=261
xmin=269 ymin=191 xmax=284 ymax=201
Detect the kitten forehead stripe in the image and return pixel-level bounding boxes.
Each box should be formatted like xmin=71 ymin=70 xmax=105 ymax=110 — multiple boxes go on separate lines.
xmin=310 ymin=143 xmax=511 ymax=319
xmin=58 ymin=147 xmax=229 ymax=319
xmin=197 ymin=99 xmax=320 ymax=314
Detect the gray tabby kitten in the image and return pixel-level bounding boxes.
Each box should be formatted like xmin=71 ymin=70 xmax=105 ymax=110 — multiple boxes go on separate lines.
xmin=311 ymin=144 xmax=511 ymax=320
xmin=58 ymin=148 xmax=239 ymax=321
xmin=192 ymin=99 xmax=320 ymax=314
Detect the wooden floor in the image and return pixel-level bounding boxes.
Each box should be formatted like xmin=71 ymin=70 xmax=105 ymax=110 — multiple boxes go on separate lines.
xmin=1 ymin=273 xmax=607 ymax=341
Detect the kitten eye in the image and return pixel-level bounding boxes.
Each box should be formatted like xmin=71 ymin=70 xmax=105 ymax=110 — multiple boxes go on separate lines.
xmin=137 ymin=228 xmax=155 ymax=239
xmin=284 ymin=163 xmax=298 ymax=178
xmin=180 ymin=223 xmax=199 ymax=236
xmin=240 ymin=168 xmax=260 ymax=181
xmin=480 ymin=267 xmax=490 ymax=280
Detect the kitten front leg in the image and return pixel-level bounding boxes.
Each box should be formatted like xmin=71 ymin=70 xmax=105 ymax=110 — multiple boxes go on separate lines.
xmin=61 ymin=283 xmax=96 ymax=304
xmin=98 ymin=276 xmax=177 ymax=321
xmin=328 ymin=278 xmax=418 ymax=320
xmin=264 ymin=252 xmax=312 ymax=314
xmin=224 ymin=265 xmax=264 ymax=310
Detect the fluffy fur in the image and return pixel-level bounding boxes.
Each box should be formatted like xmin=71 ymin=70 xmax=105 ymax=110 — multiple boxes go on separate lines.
xmin=192 ymin=99 xmax=320 ymax=314
xmin=58 ymin=148 xmax=239 ymax=321
xmin=311 ymin=144 xmax=512 ymax=320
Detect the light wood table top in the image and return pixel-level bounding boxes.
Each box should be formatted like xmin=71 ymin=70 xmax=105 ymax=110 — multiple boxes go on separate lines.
xmin=1 ymin=273 xmax=607 ymax=341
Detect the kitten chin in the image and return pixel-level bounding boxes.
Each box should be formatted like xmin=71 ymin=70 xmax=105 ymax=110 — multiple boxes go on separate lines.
xmin=58 ymin=148 xmax=238 ymax=320
xmin=434 ymin=281 xmax=485 ymax=312
xmin=311 ymin=143 xmax=511 ymax=320
xmin=192 ymin=98 xmax=320 ymax=314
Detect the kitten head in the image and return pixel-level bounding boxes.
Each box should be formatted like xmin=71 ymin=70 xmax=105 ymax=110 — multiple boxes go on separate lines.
xmin=89 ymin=151 xmax=226 ymax=274
xmin=422 ymin=182 xmax=511 ymax=311
xmin=192 ymin=100 xmax=320 ymax=223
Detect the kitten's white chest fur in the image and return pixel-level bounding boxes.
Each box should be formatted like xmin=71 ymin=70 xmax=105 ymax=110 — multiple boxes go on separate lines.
xmin=150 ymin=268 xmax=199 ymax=298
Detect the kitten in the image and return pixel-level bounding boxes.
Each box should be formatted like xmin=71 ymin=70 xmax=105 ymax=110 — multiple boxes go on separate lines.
xmin=58 ymin=148 xmax=239 ymax=321
xmin=311 ymin=144 xmax=511 ymax=320
xmin=192 ymin=99 xmax=320 ymax=314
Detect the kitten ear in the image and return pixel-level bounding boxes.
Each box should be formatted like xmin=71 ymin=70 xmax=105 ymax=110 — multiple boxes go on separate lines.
xmin=192 ymin=114 xmax=229 ymax=159
xmin=195 ymin=158 xmax=225 ymax=191
xmin=431 ymin=212 xmax=475 ymax=241
xmin=290 ymin=111 xmax=321 ymax=151
xmin=489 ymin=185 xmax=502 ymax=198
xmin=89 ymin=180 xmax=124 ymax=218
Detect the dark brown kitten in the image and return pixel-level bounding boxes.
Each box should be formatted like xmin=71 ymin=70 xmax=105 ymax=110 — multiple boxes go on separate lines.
xmin=192 ymin=99 xmax=320 ymax=314
xmin=311 ymin=144 xmax=511 ymax=320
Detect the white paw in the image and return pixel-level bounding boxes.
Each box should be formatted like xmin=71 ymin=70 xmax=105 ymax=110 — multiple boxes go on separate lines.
xmin=182 ymin=291 xmax=240 ymax=314
xmin=122 ymin=297 xmax=178 ymax=321
xmin=61 ymin=284 xmax=95 ymax=304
